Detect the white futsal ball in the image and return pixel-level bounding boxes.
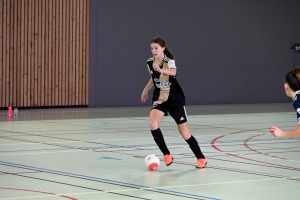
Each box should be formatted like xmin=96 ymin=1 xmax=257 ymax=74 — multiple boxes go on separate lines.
xmin=144 ymin=154 xmax=160 ymax=170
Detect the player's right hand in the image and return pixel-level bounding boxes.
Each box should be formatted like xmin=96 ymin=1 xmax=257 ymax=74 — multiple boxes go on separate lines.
xmin=141 ymin=91 xmax=148 ymax=102
xmin=269 ymin=126 xmax=284 ymax=137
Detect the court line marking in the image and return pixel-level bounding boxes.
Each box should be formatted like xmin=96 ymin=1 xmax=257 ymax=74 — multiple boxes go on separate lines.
xmin=0 ymin=112 xmax=294 ymax=127
xmin=0 ymin=111 xmax=296 ymax=198
xmin=1 ymin=171 xmax=298 ymax=200
xmin=2 ymin=117 xmax=299 ymax=160
xmin=0 ymin=187 xmax=76 ymax=200
xmin=1 ymin=138 xmax=300 ymax=163
xmin=2 ymin=147 xmax=300 ymax=164
xmin=0 ymin=135 xmax=298 ymax=149
xmin=211 ymin=128 xmax=300 ymax=170
xmin=243 ymin=133 xmax=287 ymax=160
xmin=2 ymin=148 xmax=299 ymax=181
xmin=0 ymin=160 xmax=220 ymax=200
xmin=0 ymin=130 xmax=299 ymax=146
xmin=1 ymin=138 xmax=298 ymax=199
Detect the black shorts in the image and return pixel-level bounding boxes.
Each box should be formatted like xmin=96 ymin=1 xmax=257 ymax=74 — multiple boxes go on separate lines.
xmin=151 ymin=104 xmax=188 ymax=124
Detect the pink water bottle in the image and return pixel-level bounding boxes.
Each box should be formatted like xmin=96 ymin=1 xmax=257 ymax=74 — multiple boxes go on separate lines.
xmin=8 ymin=106 xmax=12 ymax=117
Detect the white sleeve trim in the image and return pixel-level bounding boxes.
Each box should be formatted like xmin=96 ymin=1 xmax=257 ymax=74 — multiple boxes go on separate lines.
xmin=147 ymin=64 xmax=151 ymax=75
xmin=168 ymin=60 xmax=176 ymax=69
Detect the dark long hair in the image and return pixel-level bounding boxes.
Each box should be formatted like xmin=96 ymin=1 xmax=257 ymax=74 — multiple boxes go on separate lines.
xmin=285 ymin=68 xmax=300 ymax=91
xmin=150 ymin=36 xmax=175 ymax=60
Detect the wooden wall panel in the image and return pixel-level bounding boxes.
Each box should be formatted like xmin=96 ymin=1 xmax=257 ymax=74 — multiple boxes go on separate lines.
xmin=85 ymin=0 xmax=89 ymax=105
xmin=7 ymin=0 xmax=10 ymax=106
xmin=79 ymin=0 xmax=82 ymax=105
xmin=20 ymin=0 xmax=25 ymax=107
xmin=33 ymin=0 xmax=38 ymax=106
xmin=34 ymin=0 xmax=37 ymax=106
xmin=44 ymin=0 xmax=49 ymax=106
xmin=65 ymin=0 xmax=69 ymax=106
xmin=54 ymin=0 xmax=58 ymax=106
xmin=41 ymin=0 xmax=45 ymax=106
xmin=0 ymin=0 xmax=3 ymax=107
xmin=27 ymin=0 xmax=32 ymax=107
xmin=0 ymin=0 xmax=89 ymax=108
xmin=68 ymin=0 xmax=72 ymax=106
xmin=62 ymin=0 xmax=66 ymax=106
xmin=46 ymin=0 xmax=55 ymax=106
xmin=75 ymin=0 xmax=79 ymax=105
xmin=59 ymin=0 xmax=63 ymax=106
xmin=14 ymin=0 xmax=17 ymax=105
xmin=71 ymin=0 xmax=75 ymax=106
xmin=2 ymin=0 xmax=5 ymax=107
xmin=4 ymin=0 xmax=7 ymax=106
xmin=16 ymin=0 xmax=21 ymax=106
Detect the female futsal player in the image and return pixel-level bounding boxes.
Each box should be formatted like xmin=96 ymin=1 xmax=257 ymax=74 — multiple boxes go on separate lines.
xmin=270 ymin=68 xmax=300 ymax=138
xmin=141 ymin=36 xmax=207 ymax=168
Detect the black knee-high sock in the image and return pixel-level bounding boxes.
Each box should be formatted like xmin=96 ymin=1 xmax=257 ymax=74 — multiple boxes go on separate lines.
xmin=151 ymin=128 xmax=170 ymax=155
xmin=186 ymin=135 xmax=205 ymax=159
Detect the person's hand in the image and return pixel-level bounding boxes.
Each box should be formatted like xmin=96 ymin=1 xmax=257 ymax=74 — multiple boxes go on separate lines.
xmin=153 ymin=63 xmax=161 ymax=72
xmin=141 ymin=91 xmax=148 ymax=102
xmin=269 ymin=126 xmax=284 ymax=137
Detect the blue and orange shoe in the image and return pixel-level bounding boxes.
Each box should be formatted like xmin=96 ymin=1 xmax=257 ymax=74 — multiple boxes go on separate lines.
xmin=196 ymin=158 xmax=207 ymax=168
xmin=164 ymin=154 xmax=174 ymax=166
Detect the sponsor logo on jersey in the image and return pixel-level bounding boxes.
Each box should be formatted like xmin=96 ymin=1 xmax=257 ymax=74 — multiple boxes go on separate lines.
xmin=154 ymin=78 xmax=171 ymax=90
xmin=297 ymin=108 xmax=300 ymax=115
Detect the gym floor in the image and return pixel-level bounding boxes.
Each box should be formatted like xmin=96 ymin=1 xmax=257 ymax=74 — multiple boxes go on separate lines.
xmin=0 ymin=103 xmax=299 ymax=200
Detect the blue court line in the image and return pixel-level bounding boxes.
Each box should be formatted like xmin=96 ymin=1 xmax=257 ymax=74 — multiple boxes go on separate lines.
xmin=0 ymin=160 xmax=220 ymax=200
xmin=0 ymin=148 xmax=75 ymax=153
xmin=156 ymin=188 xmax=221 ymax=200
xmin=0 ymin=160 xmax=148 ymax=188
xmin=98 ymin=156 xmax=122 ymax=160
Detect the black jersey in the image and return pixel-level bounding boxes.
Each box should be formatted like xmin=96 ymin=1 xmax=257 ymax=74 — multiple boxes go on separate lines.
xmin=147 ymin=55 xmax=185 ymax=106
xmin=293 ymin=90 xmax=300 ymax=124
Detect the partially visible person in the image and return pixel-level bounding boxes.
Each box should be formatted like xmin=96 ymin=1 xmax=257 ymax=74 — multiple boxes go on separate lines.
xmin=270 ymin=68 xmax=300 ymax=138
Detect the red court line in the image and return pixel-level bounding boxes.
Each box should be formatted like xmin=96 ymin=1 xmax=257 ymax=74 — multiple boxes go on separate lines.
xmin=0 ymin=187 xmax=77 ymax=199
xmin=243 ymin=133 xmax=286 ymax=160
xmin=1 ymin=135 xmax=298 ymax=185
xmin=211 ymin=128 xmax=300 ymax=170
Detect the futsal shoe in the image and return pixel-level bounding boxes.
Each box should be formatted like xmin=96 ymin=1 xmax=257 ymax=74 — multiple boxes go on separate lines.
xmin=163 ymin=154 xmax=174 ymax=166
xmin=196 ymin=158 xmax=207 ymax=168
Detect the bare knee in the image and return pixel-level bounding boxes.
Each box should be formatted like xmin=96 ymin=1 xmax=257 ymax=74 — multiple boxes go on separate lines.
xmin=178 ymin=123 xmax=191 ymax=140
xmin=150 ymin=120 xmax=159 ymax=130
xmin=149 ymin=109 xmax=164 ymax=130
